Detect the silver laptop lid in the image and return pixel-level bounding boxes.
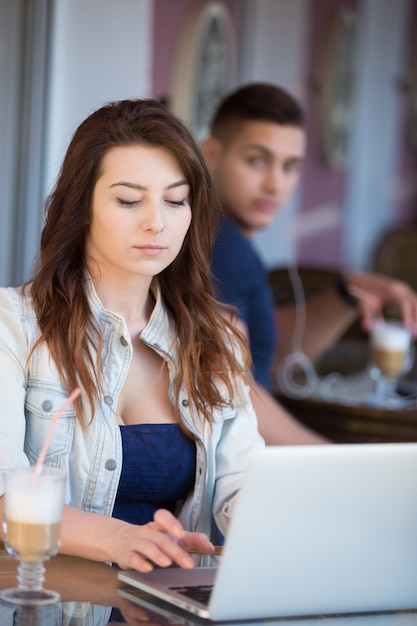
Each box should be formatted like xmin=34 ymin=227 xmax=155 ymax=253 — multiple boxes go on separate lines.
xmin=209 ymin=444 xmax=417 ymax=619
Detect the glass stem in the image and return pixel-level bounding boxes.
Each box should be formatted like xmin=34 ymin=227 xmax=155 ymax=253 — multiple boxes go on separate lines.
xmin=375 ymin=376 xmax=397 ymax=402
xmin=17 ymin=560 xmax=45 ymax=592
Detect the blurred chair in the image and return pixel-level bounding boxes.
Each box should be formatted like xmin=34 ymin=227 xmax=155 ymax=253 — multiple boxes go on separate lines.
xmin=372 ymin=225 xmax=417 ymax=291
xmin=268 ymin=265 xmax=339 ymax=306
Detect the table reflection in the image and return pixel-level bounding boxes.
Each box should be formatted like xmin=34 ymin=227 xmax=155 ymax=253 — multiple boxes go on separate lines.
xmin=0 ymin=601 xmax=110 ymax=624
xmin=0 ymin=544 xmax=417 ymax=625
xmin=2 ymin=595 xmax=417 ymax=626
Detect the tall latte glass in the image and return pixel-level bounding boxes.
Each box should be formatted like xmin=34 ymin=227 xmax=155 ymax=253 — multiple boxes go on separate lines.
xmin=1 ymin=466 xmax=66 ymax=606
xmin=369 ymin=320 xmax=412 ymax=407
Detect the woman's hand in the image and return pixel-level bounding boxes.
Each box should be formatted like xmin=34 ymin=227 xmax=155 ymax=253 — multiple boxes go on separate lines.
xmin=112 ymin=508 xmax=214 ymax=572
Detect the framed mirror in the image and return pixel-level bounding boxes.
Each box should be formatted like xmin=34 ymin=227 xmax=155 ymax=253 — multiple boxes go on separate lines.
xmin=169 ymin=2 xmax=236 ymax=141
xmin=315 ymin=9 xmax=358 ymax=169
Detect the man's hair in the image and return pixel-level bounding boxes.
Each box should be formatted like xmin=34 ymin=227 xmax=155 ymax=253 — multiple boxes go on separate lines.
xmin=210 ymin=82 xmax=305 ymax=142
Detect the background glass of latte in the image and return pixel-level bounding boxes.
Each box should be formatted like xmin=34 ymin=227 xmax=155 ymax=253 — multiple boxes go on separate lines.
xmin=369 ymin=320 xmax=413 ymax=407
xmin=1 ymin=466 xmax=66 ymax=606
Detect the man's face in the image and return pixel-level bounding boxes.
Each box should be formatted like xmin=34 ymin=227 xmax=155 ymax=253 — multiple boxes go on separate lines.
xmin=206 ymin=121 xmax=306 ymax=237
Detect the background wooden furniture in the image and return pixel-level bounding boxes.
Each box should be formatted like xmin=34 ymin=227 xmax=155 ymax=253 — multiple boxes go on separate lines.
xmin=372 ymin=225 xmax=417 ymax=292
xmin=269 ymin=266 xmax=340 ymax=306
xmin=276 ymin=394 xmax=417 ymax=443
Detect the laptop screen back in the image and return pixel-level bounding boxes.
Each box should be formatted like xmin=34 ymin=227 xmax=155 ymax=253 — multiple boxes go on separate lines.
xmin=209 ymin=444 xmax=417 ymax=620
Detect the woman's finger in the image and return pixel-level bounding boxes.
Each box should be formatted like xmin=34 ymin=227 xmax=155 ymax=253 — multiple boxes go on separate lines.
xmin=152 ymin=508 xmax=186 ymax=539
xmin=178 ymin=531 xmax=214 ymax=553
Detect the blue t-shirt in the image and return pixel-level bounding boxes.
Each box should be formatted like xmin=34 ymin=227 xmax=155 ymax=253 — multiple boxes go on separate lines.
xmin=211 ymin=216 xmax=277 ymax=390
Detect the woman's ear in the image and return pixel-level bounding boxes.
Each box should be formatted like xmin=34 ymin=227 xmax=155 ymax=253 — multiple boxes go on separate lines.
xmin=200 ymin=136 xmax=223 ymax=173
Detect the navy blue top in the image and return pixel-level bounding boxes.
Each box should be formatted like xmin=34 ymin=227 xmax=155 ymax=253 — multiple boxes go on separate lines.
xmin=110 ymin=423 xmax=196 ymax=623
xmin=211 ymin=216 xmax=277 ymax=390
xmin=112 ymin=423 xmax=196 ymax=526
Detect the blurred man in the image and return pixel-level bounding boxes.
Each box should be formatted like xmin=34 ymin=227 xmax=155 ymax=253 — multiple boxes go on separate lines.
xmin=202 ymin=83 xmax=417 ymax=445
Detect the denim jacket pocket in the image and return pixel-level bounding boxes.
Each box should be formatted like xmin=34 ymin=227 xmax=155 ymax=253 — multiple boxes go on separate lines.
xmin=212 ymin=403 xmax=237 ymax=423
xmin=24 ymin=383 xmax=75 ymax=466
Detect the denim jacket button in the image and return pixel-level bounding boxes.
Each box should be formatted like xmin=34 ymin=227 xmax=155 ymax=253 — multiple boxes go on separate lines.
xmin=105 ymin=459 xmax=117 ymax=471
xmin=42 ymin=400 xmax=53 ymax=412
xmin=181 ymin=399 xmax=189 ymax=407
xmin=120 ymin=336 xmax=128 ymax=347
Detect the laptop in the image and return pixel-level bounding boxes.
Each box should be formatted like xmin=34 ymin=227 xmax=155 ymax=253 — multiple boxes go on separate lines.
xmin=118 ymin=443 xmax=417 ymax=621
xmin=117 ymin=585 xmax=417 ymax=626
xmin=117 ymin=584 xmax=417 ymax=626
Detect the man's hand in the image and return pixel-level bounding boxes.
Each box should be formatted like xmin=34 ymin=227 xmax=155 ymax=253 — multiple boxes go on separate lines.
xmin=345 ymin=271 xmax=417 ymax=337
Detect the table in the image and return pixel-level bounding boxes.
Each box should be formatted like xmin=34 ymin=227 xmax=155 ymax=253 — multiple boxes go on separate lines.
xmin=0 ymin=545 xmax=416 ymax=625
xmin=277 ymin=393 xmax=417 ymax=443
xmin=275 ymin=341 xmax=417 ymax=443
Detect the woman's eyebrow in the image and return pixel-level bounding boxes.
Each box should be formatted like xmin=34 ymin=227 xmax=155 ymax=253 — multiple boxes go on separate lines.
xmin=109 ymin=181 xmax=146 ymax=190
xmin=166 ymin=179 xmax=189 ymax=190
xmin=109 ymin=179 xmax=189 ymax=191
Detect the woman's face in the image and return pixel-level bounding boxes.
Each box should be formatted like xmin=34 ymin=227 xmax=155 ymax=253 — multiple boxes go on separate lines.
xmin=85 ymin=145 xmax=192 ymax=282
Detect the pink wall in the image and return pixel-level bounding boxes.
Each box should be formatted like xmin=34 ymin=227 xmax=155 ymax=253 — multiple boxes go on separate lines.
xmin=152 ymin=0 xmax=242 ymax=100
xmin=395 ymin=0 xmax=417 ymax=223
xmin=297 ymin=0 xmax=359 ymax=267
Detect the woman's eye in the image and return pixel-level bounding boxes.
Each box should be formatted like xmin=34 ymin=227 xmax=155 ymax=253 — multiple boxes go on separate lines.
xmin=167 ymin=199 xmax=186 ymax=206
xmin=117 ymin=197 xmax=139 ymax=207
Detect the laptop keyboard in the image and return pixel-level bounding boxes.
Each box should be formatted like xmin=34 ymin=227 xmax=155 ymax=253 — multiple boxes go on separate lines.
xmin=170 ymin=585 xmax=213 ymax=605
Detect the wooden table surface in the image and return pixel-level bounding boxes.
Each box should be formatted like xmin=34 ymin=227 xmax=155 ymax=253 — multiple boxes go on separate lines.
xmin=277 ymin=393 xmax=417 ymax=443
xmin=1 ymin=543 xmax=417 ymax=624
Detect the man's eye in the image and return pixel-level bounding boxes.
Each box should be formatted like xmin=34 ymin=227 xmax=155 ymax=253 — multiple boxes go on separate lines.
xmin=284 ymin=162 xmax=301 ymax=174
xmin=247 ymin=157 xmax=265 ymax=167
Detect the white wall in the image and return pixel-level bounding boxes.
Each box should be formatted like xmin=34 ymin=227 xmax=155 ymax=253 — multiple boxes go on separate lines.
xmin=0 ymin=0 xmax=23 ymax=285
xmin=343 ymin=0 xmax=409 ymax=270
xmin=44 ymin=0 xmax=153 ymax=196
xmin=240 ymin=0 xmax=309 ymax=269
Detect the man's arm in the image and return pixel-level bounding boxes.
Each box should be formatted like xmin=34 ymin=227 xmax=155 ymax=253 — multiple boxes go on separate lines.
xmin=250 ymin=380 xmax=329 ymax=445
xmin=231 ymin=316 xmax=330 ymax=445
xmin=275 ymin=287 xmax=358 ymax=365
xmin=275 ymin=272 xmax=417 ymax=367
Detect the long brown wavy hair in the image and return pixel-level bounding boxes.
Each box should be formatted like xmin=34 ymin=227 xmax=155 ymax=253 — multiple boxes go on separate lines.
xmin=29 ymin=99 xmax=251 ymax=427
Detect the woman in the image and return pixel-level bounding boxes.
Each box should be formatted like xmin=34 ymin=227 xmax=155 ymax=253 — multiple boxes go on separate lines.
xmin=0 ymin=99 xmax=264 ymax=572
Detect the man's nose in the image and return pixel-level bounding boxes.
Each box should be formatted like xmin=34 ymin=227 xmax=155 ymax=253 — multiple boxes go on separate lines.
xmin=264 ymin=167 xmax=284 ymax=193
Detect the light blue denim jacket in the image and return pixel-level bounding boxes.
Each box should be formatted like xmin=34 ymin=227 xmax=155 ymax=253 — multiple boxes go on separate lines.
xmin=0 ymin=279 xmax=264 ymax=537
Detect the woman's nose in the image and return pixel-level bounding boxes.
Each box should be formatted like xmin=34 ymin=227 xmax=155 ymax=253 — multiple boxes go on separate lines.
xmin=141 ymin=202 xmax=165 ymax=232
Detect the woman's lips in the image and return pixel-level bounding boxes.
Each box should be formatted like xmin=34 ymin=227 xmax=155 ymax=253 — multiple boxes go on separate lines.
xmin=134 ymin=245 xmax=165 ymax=256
